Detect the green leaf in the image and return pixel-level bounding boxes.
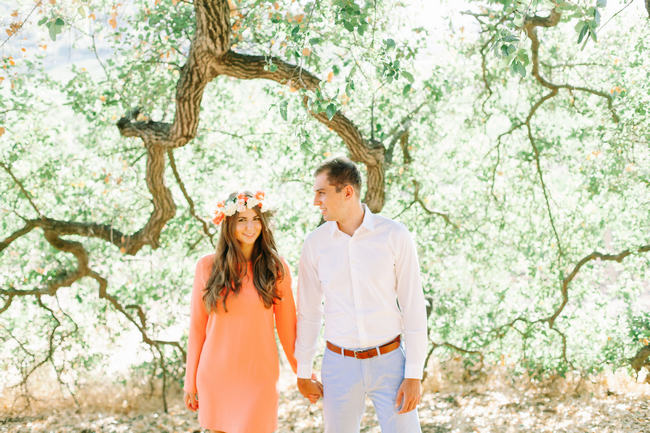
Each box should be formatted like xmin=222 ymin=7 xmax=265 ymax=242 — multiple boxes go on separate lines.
xmin=279 ymin=100 xmax=288 ymax=121
xmin=403 ymin=84 xmax=412 ymax=96
xmin=385 ymin=38 xmax=396 ymax=50
xmin=268 ymin=63 xmax=278 ymax=72
xmin=516 ymin=50 xmax=529 ymax=65
xmin=37 ymin=17 xmax=48 ymax=26
xmin=401 ymin=70 xmax=414 ymax=83
xmin=325 ymin=103 xmax=337 ymax=120
xmin=593 ymin=9 xmax=601 ymax=26
xmin=500 ymin=44 xmax=516 ymax=57
xmin=577 ymin=24 xmax=589 ymax=44
xmin=557 ymin=1 xmax=576 ymax=11
xmin=48 ymin=23 xmax=60 ymax=41
xmin=596 ymin=0 xmax=607 ymax=7
xmin=589 ymin=28 xmax=597 ymax=42
xmin=510 ymin=60 xmax=526 ymax=77
xmin=291 ymin=26 xmax=300 ymax=37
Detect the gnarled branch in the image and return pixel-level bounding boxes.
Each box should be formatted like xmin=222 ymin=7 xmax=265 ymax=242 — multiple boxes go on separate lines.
xmin=546 ymin=244 xmax=650 ymax=328
xmin=524 ymin=8 xmax=618 ymax=123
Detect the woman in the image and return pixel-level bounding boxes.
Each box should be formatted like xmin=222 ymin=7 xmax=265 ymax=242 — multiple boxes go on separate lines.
xmin=183 ymin=191 xmax=299 ymax=433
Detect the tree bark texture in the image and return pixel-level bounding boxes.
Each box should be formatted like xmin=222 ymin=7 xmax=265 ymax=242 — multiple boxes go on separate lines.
xmin=117 ymin=0 xmax=388 ymax=212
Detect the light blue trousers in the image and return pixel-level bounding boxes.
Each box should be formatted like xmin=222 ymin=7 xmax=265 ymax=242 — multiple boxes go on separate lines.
xmin=321 ymin=342 xmax=422 ymax=433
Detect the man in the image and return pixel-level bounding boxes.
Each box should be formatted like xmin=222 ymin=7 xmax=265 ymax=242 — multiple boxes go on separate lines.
xmin=295 ymin=157 xmax=428 ymax=432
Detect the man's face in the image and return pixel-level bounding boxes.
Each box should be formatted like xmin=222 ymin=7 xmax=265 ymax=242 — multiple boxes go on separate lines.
xmin=313 ymin=172 xmax=346 ymax=221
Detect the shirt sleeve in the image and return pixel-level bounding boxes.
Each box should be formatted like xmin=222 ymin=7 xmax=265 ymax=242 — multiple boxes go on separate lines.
xmin=183 ymin=255 xmax=211 ymax=394
xmin=394 ymin=225 xmax=428 ymax=379
xmin=274 ymin=258 xmax=298 ymax=374
xmin=295 ymin=238 xmax=324 ymax=378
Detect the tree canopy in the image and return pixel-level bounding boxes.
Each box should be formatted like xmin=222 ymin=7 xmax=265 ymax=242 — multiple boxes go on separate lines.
xmin=1 ymin=0 xmax=648 ymax=412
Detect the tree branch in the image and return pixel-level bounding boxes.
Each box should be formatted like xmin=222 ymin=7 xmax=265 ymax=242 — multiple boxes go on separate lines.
xmin=546 ymin=244 xmax=650 ymax=328
xmin=114 ymin=0 xmax=393 ymax=212
xmin=524 ymin=8 xmax=619 ymax=123
xmin=526 ymin=108 xmax=564 ymax=259
xmin=411 ymin=180 xmax=458 ymax=229
xmin=385 ymin=100 xmax=428 ymax=164
xmin=0 ymin=161 xmax=44 ymax=218
xmin=167 ymin=149 xmax=214 ymax=247
xmin=630 ymin=344 xmax=650 ymax=375
xmin=0 ymin=1 xmax=41 ymax=49
xmin=0 ymin=221 xmax=37 ymax=252
xmin=217 ymin=50 xmax=386 ymax=210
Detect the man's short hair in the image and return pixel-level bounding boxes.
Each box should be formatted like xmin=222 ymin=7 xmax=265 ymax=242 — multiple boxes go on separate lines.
xmin=315 ymin=157 xmax=362 ymax=195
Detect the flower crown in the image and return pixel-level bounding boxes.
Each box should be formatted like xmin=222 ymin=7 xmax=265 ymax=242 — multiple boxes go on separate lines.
xmin=212 ymin=191 xmax=266 ymax=225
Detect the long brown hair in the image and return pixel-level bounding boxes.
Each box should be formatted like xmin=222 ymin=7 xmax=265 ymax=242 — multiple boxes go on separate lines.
xmin=203 ymin=192 xmax=284 ymax=312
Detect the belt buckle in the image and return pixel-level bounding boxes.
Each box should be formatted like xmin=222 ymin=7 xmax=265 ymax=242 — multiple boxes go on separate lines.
xmin=353 ymin=348 xmax=367 ymax=359
xmin=354 ymin=347 xmax=377 ymax=359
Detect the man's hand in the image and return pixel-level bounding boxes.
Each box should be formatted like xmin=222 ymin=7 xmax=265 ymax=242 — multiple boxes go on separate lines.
xmin=297 ymin=377 xmax=323 ymax=404
xmin=184 ymin=391 xmax=198 ymax=411
xmin=394 ymin=378 xmax=421 ymax=414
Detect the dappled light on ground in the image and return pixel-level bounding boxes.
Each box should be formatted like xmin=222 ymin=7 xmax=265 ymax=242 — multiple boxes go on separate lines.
xmin=2 ymin=361 xmax=648 ymax=432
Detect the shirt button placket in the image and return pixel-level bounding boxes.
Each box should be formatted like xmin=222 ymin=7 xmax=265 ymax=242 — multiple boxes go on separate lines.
xmin=349 ymin=236 xmax=366 ymax=347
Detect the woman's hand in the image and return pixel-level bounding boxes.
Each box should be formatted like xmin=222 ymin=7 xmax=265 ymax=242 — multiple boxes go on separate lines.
xmin=184 ymin=391 xmax=198 ymax=411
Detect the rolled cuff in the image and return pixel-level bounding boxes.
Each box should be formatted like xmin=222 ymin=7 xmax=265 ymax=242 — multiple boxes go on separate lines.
xmin=297 ymin=362 xmax=313 ymax=379
xmin=404 ymin=363 xmax=424 ymax=380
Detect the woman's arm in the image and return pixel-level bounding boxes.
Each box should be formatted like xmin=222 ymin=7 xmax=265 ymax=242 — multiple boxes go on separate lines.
xmin=274 ymin=259 xmax=298 ymax=374
xmin=183 ymin=255 xmax=211 ymax=398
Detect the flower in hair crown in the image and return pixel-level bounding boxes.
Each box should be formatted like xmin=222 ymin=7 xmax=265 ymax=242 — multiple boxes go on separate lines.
xmin=212 ymin=191 xmax=266 ymax=225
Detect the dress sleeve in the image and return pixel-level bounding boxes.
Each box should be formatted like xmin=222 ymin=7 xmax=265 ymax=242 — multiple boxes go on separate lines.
xmin=274 ymin=258 xmax=298 ymax=374
xmin=183 ymin=255 xmax=212 ymax=394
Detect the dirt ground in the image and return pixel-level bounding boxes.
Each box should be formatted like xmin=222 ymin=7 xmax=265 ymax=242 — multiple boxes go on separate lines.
xmin=2 ymin=362 xmax=649 ymax=433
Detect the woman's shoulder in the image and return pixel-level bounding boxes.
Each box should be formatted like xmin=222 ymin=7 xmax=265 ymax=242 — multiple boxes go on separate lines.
xmin=277 ymin=255 xmax=290 ymax=270
xmin=196 ymin=253 xmax=215 ymax=270
xmin=274 ymin=256 xmax=292 ymax=290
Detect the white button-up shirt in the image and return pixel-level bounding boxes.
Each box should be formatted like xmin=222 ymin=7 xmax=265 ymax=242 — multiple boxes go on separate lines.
xmin=296 ymin=205 xmax=428 ymax=379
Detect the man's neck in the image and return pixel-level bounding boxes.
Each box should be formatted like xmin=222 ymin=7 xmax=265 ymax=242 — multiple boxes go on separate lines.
xmin=336 ymin=202 xmax=365 ymax=236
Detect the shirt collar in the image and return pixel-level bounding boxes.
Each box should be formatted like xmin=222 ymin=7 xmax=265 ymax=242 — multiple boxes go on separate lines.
xmin=359 ymin=203 xmax=376 ymax=231
xmin=329 ymin=203 xmax=376 ymax=237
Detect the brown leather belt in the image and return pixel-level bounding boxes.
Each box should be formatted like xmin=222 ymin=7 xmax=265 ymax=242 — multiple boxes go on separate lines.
xmin=326 ymin=335 xmax=401 ymax=359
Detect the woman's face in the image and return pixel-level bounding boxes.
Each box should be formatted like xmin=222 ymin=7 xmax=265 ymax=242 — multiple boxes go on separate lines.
xmin=234 ymin=208 xmax=262 ymax=247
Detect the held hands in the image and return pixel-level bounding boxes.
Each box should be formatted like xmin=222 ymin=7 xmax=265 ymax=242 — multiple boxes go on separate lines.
xmin=184 ymin=391 xmax=198 ymax=412
xmin=297 ymin=376 xmax=323 ymax=404
xmin=394 ymin=378 xmax=421 ymax=414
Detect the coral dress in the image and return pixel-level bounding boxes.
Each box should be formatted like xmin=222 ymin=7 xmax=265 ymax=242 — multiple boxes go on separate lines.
xmin=184 ymin=254 xmax=298 ymax=433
